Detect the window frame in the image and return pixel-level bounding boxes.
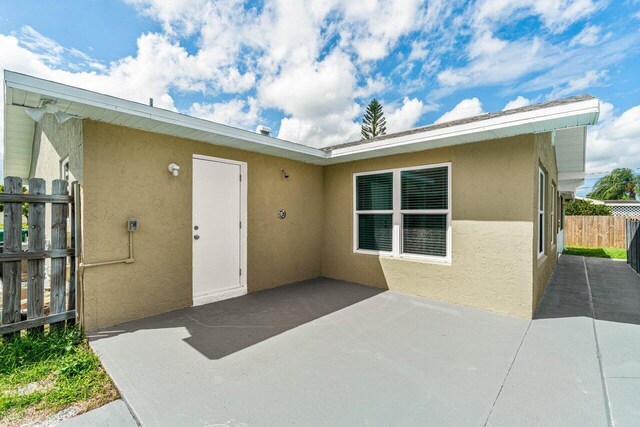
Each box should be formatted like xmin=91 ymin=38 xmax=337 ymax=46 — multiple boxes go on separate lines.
xmin=60 ymin=156 xmax=70 ymax=181
xmin=538 ymin=167 xmax=546 ymax=258
xmin=353 ymin=162 xmax=452 ymax=264
xmin=550 ymin=181 xmax=556 ymax=245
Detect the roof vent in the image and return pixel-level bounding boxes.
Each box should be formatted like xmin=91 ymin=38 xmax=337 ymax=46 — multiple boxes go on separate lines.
xmin=256 ymin=125 xmax=272 ymax=136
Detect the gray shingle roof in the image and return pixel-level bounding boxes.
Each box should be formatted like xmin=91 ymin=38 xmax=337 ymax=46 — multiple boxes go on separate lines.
xmin=323 ymin=94 xmax=596 ymax=152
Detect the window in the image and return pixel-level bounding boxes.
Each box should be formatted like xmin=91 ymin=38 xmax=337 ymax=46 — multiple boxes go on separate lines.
xmin=538 ymin=168 xmax=546 ymax=257
xmin=551 ymin=182 xmax=556 ymax=245
xmin=354 ymin=163 xmax=451 ymax=263
xmin=60 ymin=157 xmax=70 ymax=181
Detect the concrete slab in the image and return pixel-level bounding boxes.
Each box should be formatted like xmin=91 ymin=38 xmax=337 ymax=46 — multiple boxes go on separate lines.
xmin=486 ymin=317 xmax=607 ymax=427
xmin=607 ymin=378 xmax=640 ymax=427
xmin=88 ymin=256 xmax=640 ymax=426
xmin=59 ymin=400 xmax=137 ymax=427
xmin=90 ymin=279 xmax=529 ymax=426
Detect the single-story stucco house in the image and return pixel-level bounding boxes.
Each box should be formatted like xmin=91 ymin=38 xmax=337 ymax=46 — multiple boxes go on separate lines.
xmin=3 ymin=71 xmax=600 ymax=331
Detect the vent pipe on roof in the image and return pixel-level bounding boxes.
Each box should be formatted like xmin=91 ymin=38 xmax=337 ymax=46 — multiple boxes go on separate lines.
xmin=149 ymin=98 xmax=154 ymax=107
xmin=256 ymin=125 xmax=271 ymax=136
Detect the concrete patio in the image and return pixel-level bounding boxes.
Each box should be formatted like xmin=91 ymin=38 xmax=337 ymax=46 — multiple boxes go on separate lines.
xmin=88 ymin=255 xmax=640 ymax=426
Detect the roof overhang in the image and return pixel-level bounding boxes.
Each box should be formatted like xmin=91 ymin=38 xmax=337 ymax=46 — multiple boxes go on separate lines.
xmin=4 ymin=71 xmax=599 ymax=181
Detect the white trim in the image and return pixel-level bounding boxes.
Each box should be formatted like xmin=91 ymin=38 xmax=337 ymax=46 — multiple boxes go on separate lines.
xmin=331 ymin=99 xmax=600 ymax=158
xmin=4 ymin=71 xmax=600 ymax=174
xmin=353 ymin=162 xmax=452 ymax=264
xmin=538 ymin=167 xmax=546 ymax=259
xmin=60 ymin=156 xmax=70 ymax=181
xmin=193 ymin=286 xmax=247 ymax=306
xmin=551 ymin=181 xmax=556 ymax=245
xmin=192 ymin=154 xmax=248 ymax=305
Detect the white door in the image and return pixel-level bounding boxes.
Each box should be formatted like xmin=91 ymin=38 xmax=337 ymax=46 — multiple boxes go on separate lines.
xmin=192 ymin=155 xmax=247 ymax=306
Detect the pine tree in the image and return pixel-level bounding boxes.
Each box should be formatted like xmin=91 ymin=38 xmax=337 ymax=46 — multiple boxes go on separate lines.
xmin=361 ymin=98 xmax=387 ymax=140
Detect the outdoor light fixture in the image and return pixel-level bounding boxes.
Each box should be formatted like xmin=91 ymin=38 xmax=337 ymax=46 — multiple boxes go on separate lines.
xmin=168 ymin=163 xmax=180 ymax=177
xmin=24 ymin=100 xmax=77 ymax=124
xmin=54 ymin=111 xmax=75 ymax=124
xmin=25 ymin=107 xmax=47 ymax=122
xmin=281 ymin=168 xmax=289 ymax=179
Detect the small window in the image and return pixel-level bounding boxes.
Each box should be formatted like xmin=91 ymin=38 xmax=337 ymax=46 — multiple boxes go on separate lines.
xmin=551 ymin=182 xmax=556 ymax=245
xmin=354 ymin=163 xmax=451 ymax=263
xmin=538 ymin=168 xmax=546 ymax=257
xmin=60 ymin=157 xmax=70 ymax=181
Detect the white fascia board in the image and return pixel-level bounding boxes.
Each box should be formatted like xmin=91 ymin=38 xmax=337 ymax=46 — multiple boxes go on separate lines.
xmin=4 ymin=71 xmax=327 ymax=160
xmin=3 ymin=71 xmax=600 ymax=168
xmin=559 ymin=171 xmax=586 ymax=181
xmin=329 ymin=99 xmax=599 ymax=159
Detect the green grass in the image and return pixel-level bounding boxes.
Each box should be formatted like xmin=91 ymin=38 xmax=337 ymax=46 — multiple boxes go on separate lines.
xmin=563 ymin=246 xmax=627 ymax=260
xmin=0 ymin=327 xmax=117 ymax=424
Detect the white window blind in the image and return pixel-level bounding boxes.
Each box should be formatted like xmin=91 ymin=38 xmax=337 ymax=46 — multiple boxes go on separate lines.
xmin=354 ymin=163 xmax=451 ymax=263
xmin=538 ymin=168 xmax=546 ymax=257
xmin=355 ymin=173 xmax=393 ymax=252
xmin=401 ymin=167 xmax=449 ymax=257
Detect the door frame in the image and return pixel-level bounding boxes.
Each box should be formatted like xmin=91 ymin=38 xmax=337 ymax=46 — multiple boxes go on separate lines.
xmin=192 ymin=154 xmax=248 ymax=305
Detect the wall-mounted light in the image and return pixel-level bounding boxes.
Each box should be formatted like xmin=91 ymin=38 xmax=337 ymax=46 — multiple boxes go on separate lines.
xmin=281 ymin=168 xmax=289 ymax=179
xmin=168 ymin=163 xmax=180 ymax=177
xmin=54 ymin=111 xmax=75 ymax=124
xmin=25 ymin=100 xmax=77 ymax=124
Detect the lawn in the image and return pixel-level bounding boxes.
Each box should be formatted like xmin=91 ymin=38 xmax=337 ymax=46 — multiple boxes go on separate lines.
xmin=563 ymin=246 xmax=627 ymax=259
xmin=0 ymin=327 xmax=118 ymax=426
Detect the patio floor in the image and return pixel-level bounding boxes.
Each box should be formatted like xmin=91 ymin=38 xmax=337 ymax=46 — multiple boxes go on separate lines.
xmin=89 ymin=255 xmax=640 ymax=426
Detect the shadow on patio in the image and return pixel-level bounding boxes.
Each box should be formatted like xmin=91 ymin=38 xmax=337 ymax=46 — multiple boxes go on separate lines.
xmin=89 ymin=278 xmax=384 ymax=359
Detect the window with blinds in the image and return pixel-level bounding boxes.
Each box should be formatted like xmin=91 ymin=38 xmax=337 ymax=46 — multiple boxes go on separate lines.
xmin=538 ymin=168 xmax=546 ymax=257
xmin=354 ymin=163 xmax=451 ymax=262
xmin=355 ymin=173 xmax=393 ymax=252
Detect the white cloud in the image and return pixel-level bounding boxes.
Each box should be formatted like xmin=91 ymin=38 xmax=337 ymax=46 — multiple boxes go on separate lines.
xmin=354 ymin=75 xmax=388 ymax=99
xmin=586 ymin=102 xmax=640 ymax=172
xmin=468 ymin=31 xmax=508 ymax=59
xmin=550 ymin=69 xmax=607 ymax=98
xmin=435 ymin=98 xmax=484 ymax=124
xmin=408 ymin=40 xmax=429 ymax=61
xmin=503 ymin=96 xmax=531 ymax=110
xmin=188 ymin=97 xmax=260 ymax=130
xmin=569 ymin=25 xmax=604 ymax=46
xmin=386 ymin=97 xmax=430 ymax=133
xmin=437 ymin=37 xmax=546 ymax=90
xmin=474 ymin=0 xmax=606 ymax=33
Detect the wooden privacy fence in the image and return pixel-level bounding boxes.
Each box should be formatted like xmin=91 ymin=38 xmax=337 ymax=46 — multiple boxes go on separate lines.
xmin=1 ymin=176 xmax=78 ymax=338
xmin=564 ymin=215 xmax=640 ymax=249
xmin=627 ymin=220 xmax=640 ymax=274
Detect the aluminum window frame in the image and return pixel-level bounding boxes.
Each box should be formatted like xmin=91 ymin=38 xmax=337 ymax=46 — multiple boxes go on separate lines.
xmin=538 ymin=167 xmax=546 ymax=258
xmin=551 ymin=181 xmax=556 ymax=245
xmin=353 ymin=162 xmax=452 ymax=264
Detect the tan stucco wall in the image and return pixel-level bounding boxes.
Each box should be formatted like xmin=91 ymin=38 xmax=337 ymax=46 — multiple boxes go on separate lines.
xmin=322 ymin=135 xmax=537 ymax=317
xmin=80 ymin=121 xmax=323 ymax=330
xmin=532 ymin=132 xmax=558 ymax=314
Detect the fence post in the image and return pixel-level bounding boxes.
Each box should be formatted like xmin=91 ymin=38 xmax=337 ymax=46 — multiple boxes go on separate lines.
xmin=27 ymin=178 xmax=46 ymax=334
xmin=67 ymin=182 xmax=78 ymax=326
xmin=50 ymin=180 xmax=69 ymax=328
xmin=2 ymin=177 xmax=23 ymax=340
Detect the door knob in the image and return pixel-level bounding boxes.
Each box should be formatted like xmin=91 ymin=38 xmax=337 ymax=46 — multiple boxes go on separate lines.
xmin=194 ymin=235 xmax=200 ymax=240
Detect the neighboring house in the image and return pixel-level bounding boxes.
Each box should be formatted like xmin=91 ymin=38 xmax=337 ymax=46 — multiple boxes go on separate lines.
xmin=3 ymin=71 xmax=599 ymax=330
xmin=577 ymin=197 xmax=640 ymax=216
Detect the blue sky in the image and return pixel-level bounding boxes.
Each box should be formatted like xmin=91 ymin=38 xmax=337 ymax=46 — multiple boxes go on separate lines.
xmin=1 ymin=0 xmax=640 ymax=192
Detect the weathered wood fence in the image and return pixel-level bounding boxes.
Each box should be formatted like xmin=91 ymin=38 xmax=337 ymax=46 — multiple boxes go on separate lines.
xmin=627 ymin=219 xmax=640 ymax=274
xmin=1 ymin=177 xmax=78 ymax=338
xmin=565 ymin=215 xmax=640 ymax=249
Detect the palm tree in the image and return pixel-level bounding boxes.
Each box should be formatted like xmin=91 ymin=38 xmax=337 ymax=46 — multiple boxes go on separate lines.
xmin=361 ymin=99 xmax=387 ymax=140
xmin=587 ymin=168 xmax=640 ymax=200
